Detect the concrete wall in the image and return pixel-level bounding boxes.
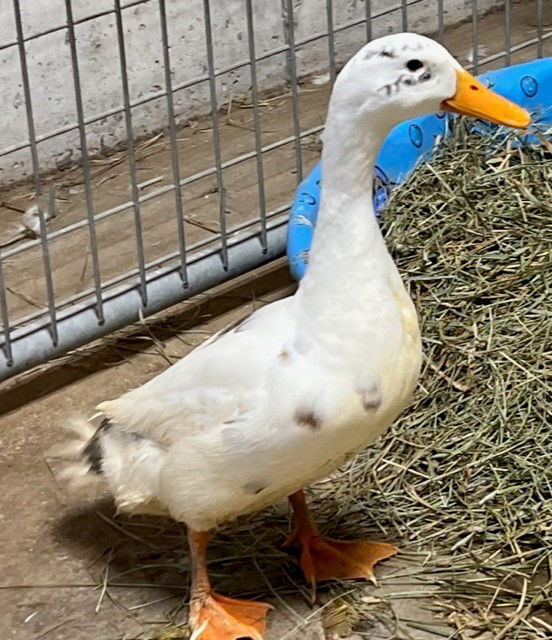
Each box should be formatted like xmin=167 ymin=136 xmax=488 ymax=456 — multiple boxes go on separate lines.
xmin=0 ymin=0 xmax=500 ymax=186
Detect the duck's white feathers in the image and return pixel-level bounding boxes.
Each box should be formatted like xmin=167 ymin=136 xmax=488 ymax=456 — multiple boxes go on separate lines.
xmin=52 ymin=416 xmax=168 ymax=514
xmin=87 ymin=297 xmax=346 ymax=528
xmin=84 ymin=282 xmax=419 ymax=530
xmin=97 ymin=298 xmax=294 ymax=443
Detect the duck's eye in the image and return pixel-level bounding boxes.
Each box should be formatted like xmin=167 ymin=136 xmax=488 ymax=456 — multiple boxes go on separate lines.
xmin=406 ymin=59 xmax=424 ymax=72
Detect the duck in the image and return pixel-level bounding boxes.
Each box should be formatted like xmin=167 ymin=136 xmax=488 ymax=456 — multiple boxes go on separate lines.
xmin=58 ymin=33 xmax=529 ymax=640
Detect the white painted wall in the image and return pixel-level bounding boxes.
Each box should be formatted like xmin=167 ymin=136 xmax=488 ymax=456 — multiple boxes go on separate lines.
xmin=0 ymin=0 xmax=500 ymax=185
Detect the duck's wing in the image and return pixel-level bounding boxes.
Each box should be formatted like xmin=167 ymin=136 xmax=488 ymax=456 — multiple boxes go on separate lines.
xmin=96 ymin=297 xmax=295 ymax=444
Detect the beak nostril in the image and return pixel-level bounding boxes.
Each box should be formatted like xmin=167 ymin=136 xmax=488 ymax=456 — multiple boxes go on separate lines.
xmin=444 ymin=69 xmax=530 ymax=129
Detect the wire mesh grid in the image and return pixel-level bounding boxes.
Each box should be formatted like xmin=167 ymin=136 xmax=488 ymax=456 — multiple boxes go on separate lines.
xmin=0 ymin=0 xmax=550 ymax=381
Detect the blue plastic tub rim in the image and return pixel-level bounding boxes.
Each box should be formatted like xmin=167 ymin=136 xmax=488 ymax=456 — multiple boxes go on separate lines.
xmin=287 ymin=58 xmax=552 ymax=281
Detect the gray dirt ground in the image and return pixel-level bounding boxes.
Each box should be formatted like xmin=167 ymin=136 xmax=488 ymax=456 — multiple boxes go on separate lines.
xmin=1 ymin=3 xmax=551 ymax=640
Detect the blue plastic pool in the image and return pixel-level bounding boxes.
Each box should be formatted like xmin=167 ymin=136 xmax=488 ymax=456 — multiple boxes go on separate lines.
xmin=287 ymin=58 xmax=552 ymax=280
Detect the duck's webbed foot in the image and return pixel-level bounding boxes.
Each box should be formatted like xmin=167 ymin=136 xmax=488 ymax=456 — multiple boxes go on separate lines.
xmin=190 ymin=590 xmax=270 ymax=640
xmin=285 ymin=490 xmax=397 ymax=597
xmin=188 ymin=530 xmax=271 ymax=640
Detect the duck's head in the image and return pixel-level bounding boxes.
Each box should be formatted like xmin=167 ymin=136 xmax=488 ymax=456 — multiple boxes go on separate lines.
xmin=330 ymin=32 xmax=530 ymax=131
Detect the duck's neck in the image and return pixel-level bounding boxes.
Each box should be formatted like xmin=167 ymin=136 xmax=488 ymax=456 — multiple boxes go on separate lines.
xmin=296 ymin=106 xmax=396 ymax=318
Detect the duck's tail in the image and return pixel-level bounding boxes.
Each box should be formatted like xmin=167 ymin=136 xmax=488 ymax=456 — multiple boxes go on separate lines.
xmin=50 ymin=416 xmax=169 ymax=516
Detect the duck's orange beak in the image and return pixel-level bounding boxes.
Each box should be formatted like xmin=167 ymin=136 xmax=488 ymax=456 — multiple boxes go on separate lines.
xmin=441 ymin=69 xmax=530 ymax=129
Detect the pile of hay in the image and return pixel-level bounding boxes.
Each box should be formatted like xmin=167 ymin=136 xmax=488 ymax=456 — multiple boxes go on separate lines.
xmin=101 ymin=126 xmax=551 ymax=640
xmin=328 ymin=125 xmax=552 ymax=638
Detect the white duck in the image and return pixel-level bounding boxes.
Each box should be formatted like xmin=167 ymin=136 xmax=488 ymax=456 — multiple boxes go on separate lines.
xmin=62 ymin=33 xmax=529 ymax=640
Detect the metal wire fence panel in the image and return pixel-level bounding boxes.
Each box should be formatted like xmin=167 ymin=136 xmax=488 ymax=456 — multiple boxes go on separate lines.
xmin=0 ymin=0 xmax=549 ymax=381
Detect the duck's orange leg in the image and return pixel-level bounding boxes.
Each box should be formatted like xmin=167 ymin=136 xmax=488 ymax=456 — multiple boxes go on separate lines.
xmin=285 ymin=490 xmax=397 ymax=594
xmin=188 ymin=529 xmax=271 ymax=640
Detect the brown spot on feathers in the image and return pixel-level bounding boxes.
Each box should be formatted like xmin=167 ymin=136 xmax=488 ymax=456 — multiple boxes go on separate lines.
xmin=294 ymin=408 xmax=322 ymax=430
xmin=359 ymin=381 xmax=382 ymax=411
